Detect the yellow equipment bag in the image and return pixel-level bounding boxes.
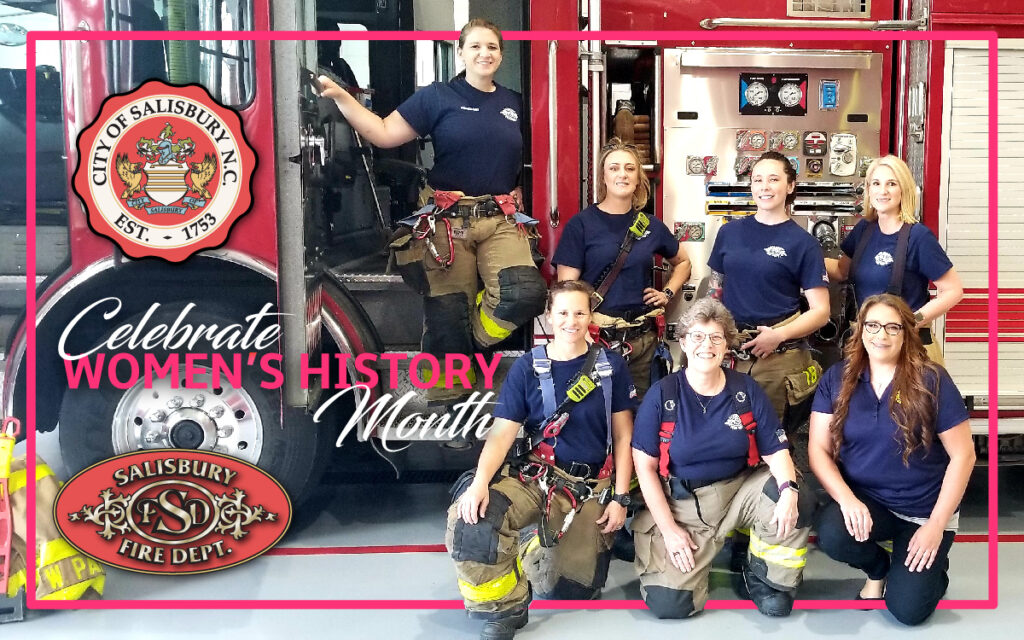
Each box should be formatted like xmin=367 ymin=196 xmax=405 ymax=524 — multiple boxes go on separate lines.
xmin=1 ymin=418 xmax=105 ymax=623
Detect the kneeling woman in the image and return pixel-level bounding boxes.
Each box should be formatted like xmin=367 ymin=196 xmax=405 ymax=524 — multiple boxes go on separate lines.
xmin=446 ymin=280 xmax=636 ymax=640
xmin=631 ymin=298 xmax=814 ymax=619
xmin=809 ymin=294 xmax=974 ymax=626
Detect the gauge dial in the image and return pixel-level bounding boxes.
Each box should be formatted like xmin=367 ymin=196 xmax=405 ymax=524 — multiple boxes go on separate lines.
xmin=744 ymin=82 xmax=769 ymax=107
xmin=778 ymin=82 xmax=803 ymax=108
xmin=748 ymin=132 xmax=767 ymax=149
xmin=782 ymin=132 xmax=799 ymax=150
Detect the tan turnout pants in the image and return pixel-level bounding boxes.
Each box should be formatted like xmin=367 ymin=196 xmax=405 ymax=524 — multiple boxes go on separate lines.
xmin=445 ymin=470 xmax=613 ymax=618
xmin=632 ymin=466 xmax=810 ymax=617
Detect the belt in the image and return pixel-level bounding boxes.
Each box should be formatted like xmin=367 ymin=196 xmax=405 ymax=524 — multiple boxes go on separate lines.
xmin=736 ymin=311 xmax=797 ymax=332
xmin=431 ymin=198 xmax=504 ymax=218
xmin=599 ymin=317 xmax=655 ymax=341
xmin=730 ymin=338 xmax=808 ymax=361
xmin=553 ymin=458 xmax=606 ymax=481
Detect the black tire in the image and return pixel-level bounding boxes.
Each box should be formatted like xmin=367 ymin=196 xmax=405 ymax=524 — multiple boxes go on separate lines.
xmin=57 ymin=305 xmax=328 ymax=506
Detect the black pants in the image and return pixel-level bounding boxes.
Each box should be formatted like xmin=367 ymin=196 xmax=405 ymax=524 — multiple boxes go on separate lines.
xmin=816 ymin=491 xmax=955 ymax=626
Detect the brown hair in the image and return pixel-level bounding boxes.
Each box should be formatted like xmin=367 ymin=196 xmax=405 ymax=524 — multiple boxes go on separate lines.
xmin=752 ymin=150 xmax=798 ymax=207
xmin=676 ymin=297 xmax=740 ymax=349
xmin=459 ymin=18 xmax=503 ymax=52
xmin=863 ymin=154 xmax=918 ymax=224
xmin=547 ymin=280 xmax=595 ymax=312
xmin=596 ymin=137 xmax=651 ymax=210
xmin=829 ymin=294 xmax=939 ymax=465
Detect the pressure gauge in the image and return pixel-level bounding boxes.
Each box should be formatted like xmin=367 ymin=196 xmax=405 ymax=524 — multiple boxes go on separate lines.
xmin=778 ymin=83 xmax=803 ymax=108
xmin=744 ymin=82 xmax=769 ymax=107
xmin=782 ymin=132 xmax=799 ymax=150
xmin=748 ymin=131 xmax=767 ymax=149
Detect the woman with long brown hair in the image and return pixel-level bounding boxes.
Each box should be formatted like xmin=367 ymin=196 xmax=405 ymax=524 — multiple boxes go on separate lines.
xmin=808 ymin=293 xmax=974 ymax=625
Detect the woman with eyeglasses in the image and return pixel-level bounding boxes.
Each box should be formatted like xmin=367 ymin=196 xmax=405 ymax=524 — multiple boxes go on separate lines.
xmin=826 ymin=155 xmax=963 ymax=366
xmin=318 ymin=19 xmax=546 ymax=406
xmin=554 ymin=137 xmax=691 ymax=397
xmin=809 ymin=293 xmax=973 ymax=625
xmin=630 ymin=298 xmax=814 ymax=619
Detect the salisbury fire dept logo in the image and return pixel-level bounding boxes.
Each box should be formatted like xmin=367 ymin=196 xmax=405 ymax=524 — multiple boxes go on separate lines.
xmin=72 ymin=80 xmax=256 ymax=262
xmin=875 ymin=251 xmax=894 ymax=267
xmin=725 ymin=414 xmax=744 ymax=430
xmin=54 ymin=450 xmax=290 ymax=575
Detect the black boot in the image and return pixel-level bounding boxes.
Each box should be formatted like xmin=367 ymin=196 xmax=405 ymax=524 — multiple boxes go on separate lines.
xmin=480 ymin=607 xmax=528 ymax=640
xmin=729 ymin=532 xmax=749 ymax=573
xmin=742 ymin=565 xmax=795 ymax=617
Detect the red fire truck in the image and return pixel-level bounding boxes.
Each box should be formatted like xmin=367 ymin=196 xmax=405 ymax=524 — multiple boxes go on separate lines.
xmin=0 ymin=0 xmax=1019 ymax=503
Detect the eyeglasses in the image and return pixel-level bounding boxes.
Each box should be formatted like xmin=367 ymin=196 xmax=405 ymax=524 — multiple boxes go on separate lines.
xmin=863 ymin=321 xmax=904 ymax=336
xmin=686 ymin=331 xmax=726 ymax=346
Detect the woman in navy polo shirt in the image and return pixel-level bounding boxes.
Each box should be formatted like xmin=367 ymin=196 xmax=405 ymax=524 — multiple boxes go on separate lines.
xmin=319 ymin=19 xmax=546 ymax=405
xmin=554 ymin=137 xmax=691 ymax=397
xmin=631 ymin=298 xmax=814 ymax=619
xmin=445 ymin=280 xmax=636 ymax=640
xmin=707 ymin=150 xmax=829 ymax=425
xmin=826 ymin=155 xmax=962 ymax=366
xmin=809 ymin=293 xmax=974 ymax=626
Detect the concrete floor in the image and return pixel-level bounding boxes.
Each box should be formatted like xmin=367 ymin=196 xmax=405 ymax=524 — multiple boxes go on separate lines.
xmin=5 ymin=433 xmax=1018 ymax=638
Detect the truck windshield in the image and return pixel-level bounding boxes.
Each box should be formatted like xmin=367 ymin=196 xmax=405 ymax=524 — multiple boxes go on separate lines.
xmin=107 ymin=0 xmax=255 ymax=108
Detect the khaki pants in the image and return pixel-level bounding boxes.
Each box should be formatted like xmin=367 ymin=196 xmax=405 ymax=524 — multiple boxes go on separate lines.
xmin=632 ymin=466 xmax=812 ymax=617
xmin=445 ymin=471 xmax=613 ymax=617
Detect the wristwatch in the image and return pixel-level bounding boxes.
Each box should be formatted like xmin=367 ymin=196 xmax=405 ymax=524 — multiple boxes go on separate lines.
xmin=662 ymin=287 xmax=675 ymax=301
xmin=611 ymin=493 xmax=633 ymax=507
xmin=778 ymin=480 xmax=799 ymax=494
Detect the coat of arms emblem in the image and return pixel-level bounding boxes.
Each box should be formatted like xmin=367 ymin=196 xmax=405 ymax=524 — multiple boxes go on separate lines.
xmin=72 ymin=80 xmax=256 ymax=262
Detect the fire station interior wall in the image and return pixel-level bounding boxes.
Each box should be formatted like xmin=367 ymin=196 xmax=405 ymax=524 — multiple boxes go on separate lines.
xmin=938 ymin=40 xmax=1023 ymax=401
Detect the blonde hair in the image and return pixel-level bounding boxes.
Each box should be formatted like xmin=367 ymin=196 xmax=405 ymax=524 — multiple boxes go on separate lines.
xmin=596 ymin=138 xmax=650 ymax=210
xmin=864 ymin=155 xmax=918 ymax=224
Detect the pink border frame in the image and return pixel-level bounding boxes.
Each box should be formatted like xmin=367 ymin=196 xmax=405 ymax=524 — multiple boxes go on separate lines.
xmin=24 ymin=29 xmax=998 ymax=612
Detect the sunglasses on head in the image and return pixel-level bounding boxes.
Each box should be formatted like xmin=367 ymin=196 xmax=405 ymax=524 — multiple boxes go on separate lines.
xmin=601 ymin=141 xmax=640 ymax=152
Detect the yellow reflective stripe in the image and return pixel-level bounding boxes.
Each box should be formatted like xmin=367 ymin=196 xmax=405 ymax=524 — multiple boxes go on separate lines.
xmin=458 ymin=558 xmax=522 ymax=603
xmin=878 ymin=540 xmax=894 ymax=554
xmin=8 ymin=463 xmax=55 ymax=493
xmin=521 ymin=533 xmax=541 ymax=559
xmin=476 ymin=291 xmax=513 ymax=340
xmin=39 ymin=538 xmax=79 ymax=566
xmin=419 ymin=365 xmax=477 ymax=389
xmin=749 ymin=532 xmax=807 ymax=569
xmin=6 ymin=569 xmax=26 ymax=598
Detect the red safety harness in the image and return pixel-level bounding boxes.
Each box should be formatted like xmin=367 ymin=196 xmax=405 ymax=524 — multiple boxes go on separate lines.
xmin=657 ymin=369 xmax=760 ymax=480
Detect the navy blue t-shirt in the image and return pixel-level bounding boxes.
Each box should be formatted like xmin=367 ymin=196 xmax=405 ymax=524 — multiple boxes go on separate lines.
xmin=632 ymin=370 xmax=787 ymax=483
xmin=707 ymin=216 xmax=828 ymax=327
xmin=840 ymin=220 xmax=954 ymax=310
xmin=396 ymin=77 xmax=523 ymax=196
xmin=552 ymin=205 xmax=679 ymax=317
xmin=493 ymin=348 xmax=637 ymax=465
xmin=811 ymin=361 xmax=969 ymax=518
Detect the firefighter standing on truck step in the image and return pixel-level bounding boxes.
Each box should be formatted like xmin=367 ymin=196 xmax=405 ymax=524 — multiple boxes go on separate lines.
xmin=445 ymin=281 xmax=636 ymax=640
xmin=318 ymin=19 xmax=546 ymax=406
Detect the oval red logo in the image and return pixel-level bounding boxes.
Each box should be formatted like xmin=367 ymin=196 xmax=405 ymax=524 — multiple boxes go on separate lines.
xmin=54 ymin=450 xmax=291 ymax=575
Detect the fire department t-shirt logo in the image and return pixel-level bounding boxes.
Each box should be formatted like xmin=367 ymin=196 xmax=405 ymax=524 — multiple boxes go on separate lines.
xmin=764 ymin=246 xmax=788 ymax=258
xmin=500 ymin=107 xmax=518 ymax=122
xmin=875 ymin=251 xmax=894 ymax=267
xmin=72 ymin=80 xmax=256 ymax=262
xmin=725 ymin=413 xmax=744 ymax=430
